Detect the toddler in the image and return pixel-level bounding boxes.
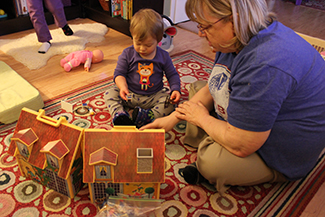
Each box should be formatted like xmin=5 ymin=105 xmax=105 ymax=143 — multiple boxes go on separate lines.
xmin=104 ymin=8 xmax=181 ymax=128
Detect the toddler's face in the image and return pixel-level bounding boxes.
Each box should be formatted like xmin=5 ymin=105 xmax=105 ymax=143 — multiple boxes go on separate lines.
xmin=133 ymin=35 xmax=158 ymax=59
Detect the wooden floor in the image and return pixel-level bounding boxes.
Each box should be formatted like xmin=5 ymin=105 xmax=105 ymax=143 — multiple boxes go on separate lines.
xmin=0 ymin=0 xmax=324 ymax=216
xmin=0 ymin=18 xmax=214 ymax=101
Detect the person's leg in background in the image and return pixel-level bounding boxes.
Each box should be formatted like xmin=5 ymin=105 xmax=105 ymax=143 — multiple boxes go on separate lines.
xmin=26 ymin=0 xmax=52 ymax=53
xmin=44 ymin=0 xmax=73 ymax=35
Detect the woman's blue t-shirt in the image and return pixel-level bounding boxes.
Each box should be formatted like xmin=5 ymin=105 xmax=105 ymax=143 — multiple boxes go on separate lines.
xmin=209 ymin=21 xmax=325 ymax=180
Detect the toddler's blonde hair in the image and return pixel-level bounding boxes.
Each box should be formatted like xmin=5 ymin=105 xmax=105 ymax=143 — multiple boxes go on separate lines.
xmin=130 ymin=8 xmax=164 ymax=42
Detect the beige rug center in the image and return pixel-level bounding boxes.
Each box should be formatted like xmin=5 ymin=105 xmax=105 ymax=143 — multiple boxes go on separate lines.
xmin=0 ymin=23 xmax=108 ymax=70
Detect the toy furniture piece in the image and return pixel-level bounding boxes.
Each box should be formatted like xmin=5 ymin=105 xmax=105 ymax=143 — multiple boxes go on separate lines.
xmin=8 ymin=108 xmax=84 ymax=198
xmin=0 ymin=61 xmax=44 ymax=124
xmin=83 ymin=126 xmax=165 ymax=206
xmin=321 ymin=51 xmax=325 ymax=60
xmin=297 ymin=32 xmax=325 ymax=54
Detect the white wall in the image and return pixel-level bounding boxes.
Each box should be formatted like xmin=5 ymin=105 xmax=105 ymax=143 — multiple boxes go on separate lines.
xmin=163 ymin=0 xmax=189 ymax=24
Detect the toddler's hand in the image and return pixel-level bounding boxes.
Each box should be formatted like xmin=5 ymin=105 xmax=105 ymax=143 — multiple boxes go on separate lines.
xmin=170 ymin=91 xmax=181 ymax=104
xmin=120 ymin=88 xmax=129 ymax=101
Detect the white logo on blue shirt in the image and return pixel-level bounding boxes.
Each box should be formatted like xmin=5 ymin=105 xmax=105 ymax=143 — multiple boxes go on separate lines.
xmin=208 ymin=64 xmax=231 ymax=120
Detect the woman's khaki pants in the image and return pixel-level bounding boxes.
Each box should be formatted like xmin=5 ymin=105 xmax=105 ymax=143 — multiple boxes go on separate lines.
xmin=183 ymin=81 xmax=287 ymax=193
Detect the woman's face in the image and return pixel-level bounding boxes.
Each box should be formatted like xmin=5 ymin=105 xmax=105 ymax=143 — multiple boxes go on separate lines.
xmin=198 ymin=5 xmax=236 ymax=53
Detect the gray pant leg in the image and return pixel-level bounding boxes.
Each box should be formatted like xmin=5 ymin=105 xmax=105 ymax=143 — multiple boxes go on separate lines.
xmin=103 ymin=85 xmax=126 ymax=117
xmin=27 ymin=0 xmax=52 ymax=42
xmin=44 ymin=0 xmax=67 ymax=28
xmin=131 ymin=88 xmax=175 ymax=118
xmin=147 ymin=88 xmax=175 ymax=118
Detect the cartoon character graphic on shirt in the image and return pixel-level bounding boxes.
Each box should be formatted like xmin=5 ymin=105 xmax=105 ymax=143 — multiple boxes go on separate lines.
xmin=137 ymin=63 xmax=154 ymax=90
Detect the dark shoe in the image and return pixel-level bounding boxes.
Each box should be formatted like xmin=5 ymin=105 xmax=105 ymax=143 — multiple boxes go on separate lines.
xmin=113 ymin=111 xmax=134 ymax=126
xmin=179 ymin=162 xmax=217 ymax=191
xmin=132 ymin=106 xmax=154 ymax=128
xmin=62 ymin=24 xmax=74 ymax=36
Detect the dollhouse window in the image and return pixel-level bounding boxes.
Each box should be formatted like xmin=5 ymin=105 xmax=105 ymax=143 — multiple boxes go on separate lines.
xmin=137 ymin=148 xmax=153 ymax=173
xmin=46 ymin=154 xmax=59 ymax=168
xmin=100 ymin=168 xmax=107 ymax=176
xmin=95 ymin=165 xmax=111 ymax=179
xmin=16 ymin=141 xmax=29 ymax=158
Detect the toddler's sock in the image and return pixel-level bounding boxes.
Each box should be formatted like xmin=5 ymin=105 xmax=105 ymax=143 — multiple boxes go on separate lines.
xmin=38 ymin=41 xmax=51 ymax=54
xmin=62 ymin=24 xmax=74 ymax=36
xmin=113 ymin=111 xmax=134 ymax=126
xmin=132 ymin=106 xmax=155 ymax=128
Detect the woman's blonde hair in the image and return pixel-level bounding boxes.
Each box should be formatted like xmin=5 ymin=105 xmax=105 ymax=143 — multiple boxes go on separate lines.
xmin=130 ymin=8 xmax=164 ymax=42
xmin=185 ymin=0 xmax=276 ymax=51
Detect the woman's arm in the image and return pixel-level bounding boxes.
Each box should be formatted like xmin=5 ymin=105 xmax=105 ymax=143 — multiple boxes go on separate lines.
xmin=141 ymin=83 xmax=214 ymax=131
xmin=176 ymin=100 xmax=270 ymax=157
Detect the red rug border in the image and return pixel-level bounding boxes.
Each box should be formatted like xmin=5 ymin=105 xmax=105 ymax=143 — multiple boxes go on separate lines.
xmin=284 ymin=156 xmax=325 ymax=216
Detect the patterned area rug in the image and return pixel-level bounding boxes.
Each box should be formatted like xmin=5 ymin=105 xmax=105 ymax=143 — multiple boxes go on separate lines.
xmin=0 ymin=50 xmax=324 ymax=216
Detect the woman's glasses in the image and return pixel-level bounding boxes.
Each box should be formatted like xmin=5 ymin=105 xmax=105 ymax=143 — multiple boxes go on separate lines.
xmin=197 ymin=17 xmax=226 ymax=33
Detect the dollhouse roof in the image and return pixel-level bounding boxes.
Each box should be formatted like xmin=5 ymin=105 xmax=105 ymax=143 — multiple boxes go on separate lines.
xmin=11 ymin=128 xmax=38 ymax=146
xmin=8 ymin=108 xmax=83 ymax=179
xmin=83 ymin=128 xmax=165 ymax=184
xmin=40 ymin=140 xmax=70 ymax=160
xmin=89 ymin=147 xmax=118 ymax=166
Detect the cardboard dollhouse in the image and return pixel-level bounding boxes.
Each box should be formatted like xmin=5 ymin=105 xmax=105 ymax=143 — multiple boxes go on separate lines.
xmin=83 ymin=127 xmax=165 ymax=205
xmin=8 ymin=108 xmax=84 ymax=198
xmin=8 ymin=108 xmax=166 ymax=204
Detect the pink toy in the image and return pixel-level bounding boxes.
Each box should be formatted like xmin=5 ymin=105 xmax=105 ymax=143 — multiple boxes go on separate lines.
xmin=321 ymin=51 xmax=325 ymax=60
xmin=60 ymin=49 xmax=104 ymax=72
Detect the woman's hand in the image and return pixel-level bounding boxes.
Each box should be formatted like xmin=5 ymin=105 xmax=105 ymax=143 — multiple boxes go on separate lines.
xmin=140 ymin=112 xmax=180 ymax=132
xmin=175 ymin=101 xmax=209 ymax=128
